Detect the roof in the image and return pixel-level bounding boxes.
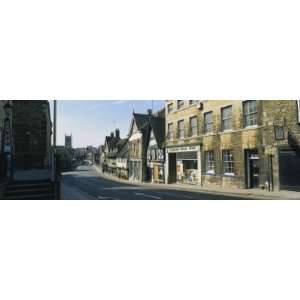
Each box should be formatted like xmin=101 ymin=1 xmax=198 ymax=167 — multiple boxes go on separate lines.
xmin=117 ymin=138 xmax=129 ymax=158
xmin=104 ymin=135 xmax=120 ymax=149
xmin=133 ymin=113 xmax=149 ymax=130
xmin=149 ymin=115 xmax=165 ymax=148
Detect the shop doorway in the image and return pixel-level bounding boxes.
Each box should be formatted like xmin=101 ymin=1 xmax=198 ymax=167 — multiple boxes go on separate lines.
xmin=245 ymin=149 xmax=260 ymax=188
xmin=168 ymin=153 xmax=176 ymax=183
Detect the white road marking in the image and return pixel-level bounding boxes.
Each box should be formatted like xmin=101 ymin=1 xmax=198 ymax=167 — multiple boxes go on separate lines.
xmin=157 ymin=191 xmax=195 ymax=199
xmin=97 ymin=195 xmax=119 ymax=200
xmin=134 ymin=192 xmax=162 ymax=200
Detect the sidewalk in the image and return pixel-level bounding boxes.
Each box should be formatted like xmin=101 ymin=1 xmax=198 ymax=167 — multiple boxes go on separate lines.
xmin=93 ymin=165 xmax=300 ymax=200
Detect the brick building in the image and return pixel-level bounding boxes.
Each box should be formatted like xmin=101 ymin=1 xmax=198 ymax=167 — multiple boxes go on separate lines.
xmin=165 ymin=100 xmax=300 ymax=191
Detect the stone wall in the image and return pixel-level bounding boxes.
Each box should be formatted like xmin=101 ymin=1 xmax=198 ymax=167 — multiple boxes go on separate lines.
xmin=12 ymin=100 xmax=52 ymax=170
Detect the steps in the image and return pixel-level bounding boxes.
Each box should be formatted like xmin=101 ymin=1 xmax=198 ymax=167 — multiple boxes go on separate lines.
xmin=4 ymin=180 xmax=56 ymax=200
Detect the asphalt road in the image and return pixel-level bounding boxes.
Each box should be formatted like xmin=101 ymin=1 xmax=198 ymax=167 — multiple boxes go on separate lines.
xmin=62 ymin=165 xmax=252 ymax=200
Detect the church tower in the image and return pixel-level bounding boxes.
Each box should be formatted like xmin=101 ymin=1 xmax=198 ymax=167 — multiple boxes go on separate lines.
xmin=65 ymin=134 xmax=72 ymax=150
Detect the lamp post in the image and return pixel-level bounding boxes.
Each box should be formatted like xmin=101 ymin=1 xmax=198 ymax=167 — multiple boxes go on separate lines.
xmin=2 ymin=102 xmax=13 ymax=180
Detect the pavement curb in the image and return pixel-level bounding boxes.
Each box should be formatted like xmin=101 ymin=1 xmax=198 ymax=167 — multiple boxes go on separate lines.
xmin=92 ymin=166 xmax=292 ymax=200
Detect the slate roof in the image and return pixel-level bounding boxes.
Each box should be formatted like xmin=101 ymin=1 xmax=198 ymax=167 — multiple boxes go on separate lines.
xmin=133 ymin=113 xmax=149 ymax=130
xmin=104 ymin=136 xmax=120 ymax=150
xmin=149 ymin=115 xmax=165 ymax=148
xmin=117 ymin=138 xmax=129 ymax=158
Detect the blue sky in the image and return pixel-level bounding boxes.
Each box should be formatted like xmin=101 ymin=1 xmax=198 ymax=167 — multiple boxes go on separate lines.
xmin=52 ymin=100 xmax=165 ymax=148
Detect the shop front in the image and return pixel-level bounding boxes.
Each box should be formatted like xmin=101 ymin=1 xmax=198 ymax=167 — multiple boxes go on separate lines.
xmin=166 ymin=145 xmax=201 ymax=185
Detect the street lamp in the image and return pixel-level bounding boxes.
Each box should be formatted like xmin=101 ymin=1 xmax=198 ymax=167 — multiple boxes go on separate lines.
xmin=2 ymin=101 xmax=13 ymax=180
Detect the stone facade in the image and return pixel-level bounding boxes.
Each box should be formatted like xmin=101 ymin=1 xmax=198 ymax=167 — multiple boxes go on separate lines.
xmin=128 ymin=112 xmax=150 ymax=182
xmin=12 ymin=100 xmax=52 ymax=170
xmin=146 ymin=110 xmax=166 ymax=183
xmin=103 ymin=129 xmax=121 ymax=175
xmin=165 ymin=100 xmax=300 ymax=191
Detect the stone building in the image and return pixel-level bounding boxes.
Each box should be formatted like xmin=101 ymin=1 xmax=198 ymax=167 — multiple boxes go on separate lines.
xmin=103 ymin=129 xmax=121 ymax=175
xmin=128 ymin=112 xmax=150 ymax=182
xmin=165 ymin=100 xmax=202 ymax=185
xmin=146 ymin=110 xmax=166 ymax=183
xmin=116 ymin=138 xmax=129 ymax=179
xmin=12 ymin=100 xmax=52 ymax=171
xmin=165 ymin=100 xmax=300 ymax=191
xmin=56 ymin=134 xmax=74 ymax=171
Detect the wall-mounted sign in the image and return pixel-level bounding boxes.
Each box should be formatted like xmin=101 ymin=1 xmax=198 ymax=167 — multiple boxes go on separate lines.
xmin=274 ymin=126 xmax=285 ymax=140
xmin=167 ymin=145 xmax=200 ymax=153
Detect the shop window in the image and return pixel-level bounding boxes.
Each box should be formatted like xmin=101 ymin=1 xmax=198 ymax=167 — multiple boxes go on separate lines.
xmin=205 ymin=151 xmax=215 ymax=174
xmin=204 ymin=111 xmax=213 ymax=133
xmin=243 ymin=100 xmax=257 ymax=127
xmin=167 ymin=103 xmax=174 ymax=114
xmin=189 ymin=116 xmax=198 ymax=136
xmin=178 ymin=120 xmax=185 ymax=139
xmin=177 ymin=100 xmax=184 ymax=110
xmin=168 ymin=123 xmax=174 ymax=140
xmin=221 ymin=105 xmax=233 ymax=131
xmin=223 ymin=150 xmax=235 ymax=175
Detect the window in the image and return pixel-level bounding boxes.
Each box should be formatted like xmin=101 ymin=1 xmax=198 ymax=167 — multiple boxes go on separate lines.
xmin=243 ymin=100 xmax=258 ymax=127
xmin=204 ymin=111 xmax=213 ymax=133
xmin=223 ymin=150 xmax=235 ymax=175
xmin=190 ymin=116 xmax=198 ymax=136
xmin=177 ymin=100 xmax=184 ymax=110
xmin=221 ymin=105 xmax=232 ymax=131
xmin=178 ymin=120 xmax=185 ymax=139
xmin=205 ymin=151 xmax=215 ymax=174
xmin=189 ymin=100 xmax=198 ymax=105
xmin=168 ymin=123 xmax=174 ymax=140
xmin=167 ymin=103 xmax=174 ymax=114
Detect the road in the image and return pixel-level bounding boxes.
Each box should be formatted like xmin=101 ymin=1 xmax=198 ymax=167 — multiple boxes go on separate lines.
xmin=62 ymin=165 xmax=252 ymax=200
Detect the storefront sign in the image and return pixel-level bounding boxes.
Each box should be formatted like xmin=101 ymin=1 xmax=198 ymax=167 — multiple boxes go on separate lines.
xmin=168 ymin=145 xmax=200 ymax=153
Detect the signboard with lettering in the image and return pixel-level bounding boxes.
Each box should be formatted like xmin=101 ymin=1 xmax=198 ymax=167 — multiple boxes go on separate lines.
xmin=167 ymin=145 xmax=200 ymax=153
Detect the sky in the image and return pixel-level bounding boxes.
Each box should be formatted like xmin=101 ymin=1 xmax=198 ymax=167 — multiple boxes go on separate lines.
xmin=51 ymin=100 xmax=165 ymax=148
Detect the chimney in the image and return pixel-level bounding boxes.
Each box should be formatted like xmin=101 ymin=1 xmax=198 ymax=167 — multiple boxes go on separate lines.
xmin=115 ymin=128 xmax=120 ymax=139
xmin=110 ymin=132 xmax=114 ymax=138
xmin=147 ymin=109 xmax=152 ymax=115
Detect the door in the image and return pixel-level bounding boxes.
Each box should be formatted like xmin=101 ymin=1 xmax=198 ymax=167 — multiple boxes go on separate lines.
xmin=245 ymin=149 xmax=260 ymax=188
xmin=279 ymin=149 xmax=300 ymax=191
xmin=249 ymin=158 xmax=260 ymax=188
xmin=168 ymin=153 xmax=176 ymax=183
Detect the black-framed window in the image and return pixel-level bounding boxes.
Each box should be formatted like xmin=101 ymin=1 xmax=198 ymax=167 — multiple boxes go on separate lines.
xmin=243 ymin=100 xmax=258 ymax=127
xmin=177 ymin=100 xmax=184 ymax=110
xmin=178 ymin=120 xmax=185 ymax=139
xmin=223 ymin=150 xmax=235 ymax=174
xmin=167 ymin=103 xmax=174 ymax=114
xmin=189 ymin=116 xmax=198 ymax=136
xmin=189 ymin=100 xmax=197 ymax=105
xmin=221 ymin=105 xmax=232 ymax=131
xmin=205 ymin=151 xmax=215 ymax=174
xmin=204 ymin=111 xmax=213 ymax=133
xmin=167 ymin=123 xmax=174 ymax=140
